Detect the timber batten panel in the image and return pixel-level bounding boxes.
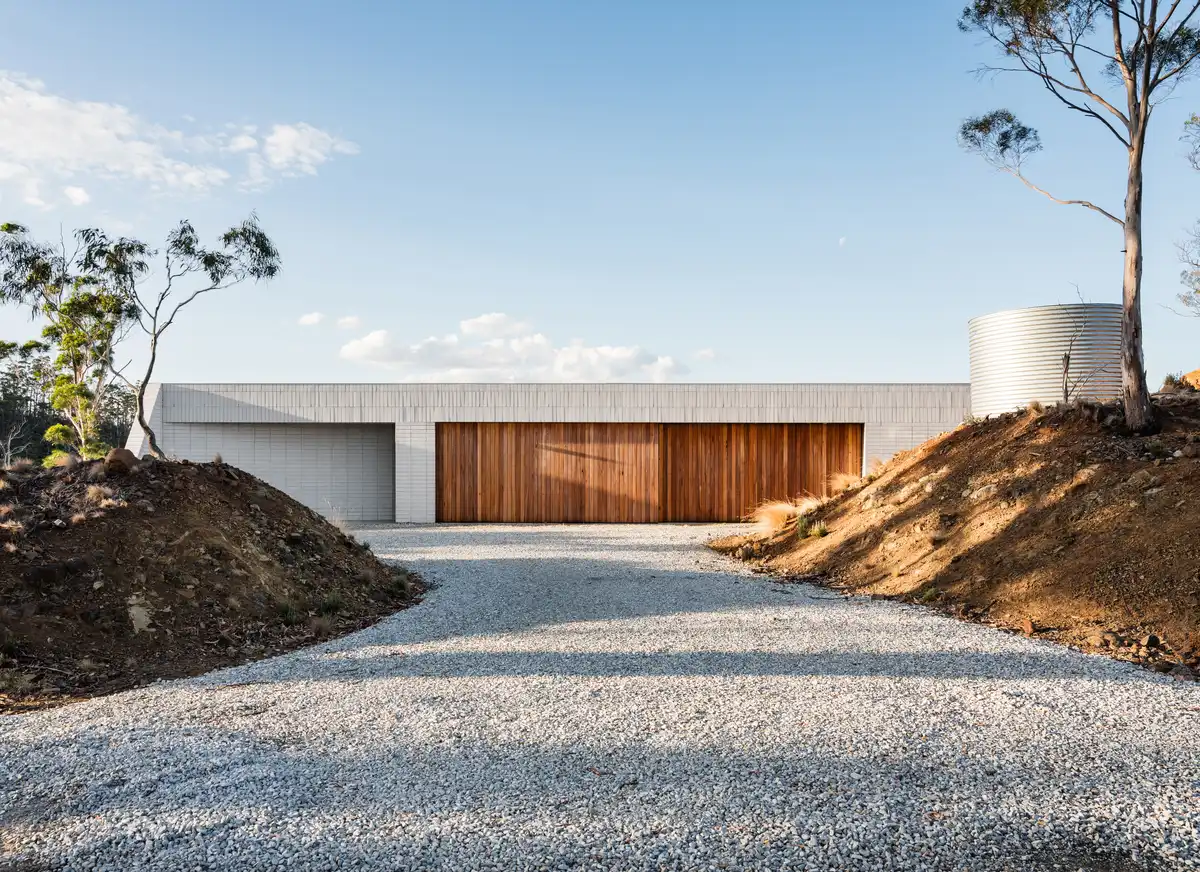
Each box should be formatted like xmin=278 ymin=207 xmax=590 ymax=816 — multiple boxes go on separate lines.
xmin=437 ymin=422 xmax=864 ymax=523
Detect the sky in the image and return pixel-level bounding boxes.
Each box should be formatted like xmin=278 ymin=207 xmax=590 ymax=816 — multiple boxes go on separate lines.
xmin=0 ymin=0 xmax=1196 ymax=385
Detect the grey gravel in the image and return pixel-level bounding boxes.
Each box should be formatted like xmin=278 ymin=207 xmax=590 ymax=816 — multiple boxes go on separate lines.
xmin=2 ymin=524 xmax=1198 ymax=871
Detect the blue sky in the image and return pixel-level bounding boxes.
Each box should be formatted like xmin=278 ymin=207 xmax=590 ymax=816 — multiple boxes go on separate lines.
xmin=0 ymin=0 xmax=1196 ymax=384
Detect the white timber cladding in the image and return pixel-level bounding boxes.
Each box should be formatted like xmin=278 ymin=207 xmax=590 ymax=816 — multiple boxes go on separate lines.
xmin=127 ymin=383 xmax=970 ymax=523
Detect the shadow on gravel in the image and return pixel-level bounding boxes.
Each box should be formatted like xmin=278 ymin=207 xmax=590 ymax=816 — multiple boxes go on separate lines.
xmin=0 ymin=721 xmax=1172 ymax=872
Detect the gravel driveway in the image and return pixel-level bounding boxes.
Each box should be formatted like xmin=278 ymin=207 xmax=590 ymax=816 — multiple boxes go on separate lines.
xmin=2 ymin=524 xmax=1198 ymax=872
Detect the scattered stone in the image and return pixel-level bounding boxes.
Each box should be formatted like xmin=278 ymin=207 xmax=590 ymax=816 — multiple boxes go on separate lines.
xmin=103 ymin=448 xmax=139 ymax=474
xmin=1124 ymin=469 xmax=1160 ymax=491
xmin=1021 ymin=617 xmax=1036 ymax=636
xmin=969 ymin=484 xmax=997 ymax=502
xmin=1140 ymin=634 xmax=1161 ymax=649
xmin=1169 ymin=664 xmax=1195 ymax=681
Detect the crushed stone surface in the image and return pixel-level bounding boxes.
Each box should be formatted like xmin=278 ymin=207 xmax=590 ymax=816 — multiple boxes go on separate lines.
xmin=2 ymin=524 xmax=1197 ymax=871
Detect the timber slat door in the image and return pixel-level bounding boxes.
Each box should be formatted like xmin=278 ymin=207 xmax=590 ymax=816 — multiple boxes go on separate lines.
xmin=436 ymin=422 xmax=864 ymax=523
xmin=436 ymin=423 xmax=661 ymax=522
xmin=662 ymin=423 xmax=865 ymax=522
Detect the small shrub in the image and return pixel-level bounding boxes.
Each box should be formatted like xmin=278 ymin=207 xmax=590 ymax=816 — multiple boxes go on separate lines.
xmin=318 ymin=591 xmax=345 ymax=616
xmin=808 ymin=520 xmax=829 ymax=538
xmin=1144 ymin=439 xmax=1171 ymax=458
xmin=43 ymin=450 xmax=76 ymax=470
xmin=795 ymin=516 xmax=811 ymax=538
xmin=389 ymin=573 xmax=415 ymax=601
xmin=918 ymin=586 xmax=940 ymax=604
xmin=276 ymin=598 xmax=303 ymax=626
xmin=1161 ymin=372 xmax=1194 ymax=392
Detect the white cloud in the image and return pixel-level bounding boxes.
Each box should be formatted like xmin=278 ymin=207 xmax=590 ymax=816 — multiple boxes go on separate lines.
xmin=262 ymin=123 xmax=359 ymax=175
xmin=336 ymin=315 xmax=361 ymax=329
xmin=340 ymin=313 xmax=687 ymax=383
xmin=63 ymin=185 xmax=89 ymax=205
xmin=227 ymin=133 xmax=258 ymax=153
xmin=459 ymin=312 xmax=532 ymax=339
xmin=297 ymin=312 xmax=324 ymax=326
xmin=0 ymin=71 xmax=358 ymax=204
xmin=694 ymin=348 xmax=717 ymax=361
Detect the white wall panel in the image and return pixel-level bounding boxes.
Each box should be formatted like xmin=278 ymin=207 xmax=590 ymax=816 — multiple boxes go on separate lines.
xmin=155 ymin=422 xmax=395 ymax=522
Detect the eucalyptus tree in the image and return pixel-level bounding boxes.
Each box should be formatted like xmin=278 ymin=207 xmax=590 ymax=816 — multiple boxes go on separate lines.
xmin=959 ymin=0 xmax=1200 ymax=432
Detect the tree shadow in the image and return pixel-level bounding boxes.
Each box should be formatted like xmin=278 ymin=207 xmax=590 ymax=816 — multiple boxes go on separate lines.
xmin=0 ymin=719 xmax=1174 ymax=872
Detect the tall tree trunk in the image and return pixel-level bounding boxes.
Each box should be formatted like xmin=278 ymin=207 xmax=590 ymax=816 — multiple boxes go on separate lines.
xmin=135 ymin=334 xmax=164 ymax=458
xmin=1122 ymin=139 xmax=1156 ymax=433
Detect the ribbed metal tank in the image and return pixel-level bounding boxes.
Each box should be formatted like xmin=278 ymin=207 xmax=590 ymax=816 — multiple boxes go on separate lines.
xmin=968 ymin=303 xmax=1123 ymax=417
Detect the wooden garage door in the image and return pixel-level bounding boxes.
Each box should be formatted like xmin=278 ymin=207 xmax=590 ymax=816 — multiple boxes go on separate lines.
xmin=437 ymin=422 xmax=864 ymax=523
xmin=436 ymin=423 xmax=661 ymax=522
xmin=662 ymin=423 xmax=864 ymax=522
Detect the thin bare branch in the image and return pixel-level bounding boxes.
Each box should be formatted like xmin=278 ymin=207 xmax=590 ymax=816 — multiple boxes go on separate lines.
xmin=1005 ymin=169 xmax=1125 ymax=225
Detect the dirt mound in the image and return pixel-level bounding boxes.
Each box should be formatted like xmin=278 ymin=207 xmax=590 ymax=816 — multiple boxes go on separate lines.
xmin=0 ymin=457 xmax=423 ymax=713
xmin=711 ymin=395 xmax=1200 ymax=679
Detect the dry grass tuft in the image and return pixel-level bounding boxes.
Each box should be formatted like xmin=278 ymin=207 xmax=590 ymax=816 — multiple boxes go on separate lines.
xmin=0 ymin=520 xmax=25 ymax=537
xmin=213 ymin=452 xmax=223 ymax=465
xmin=309 ymin=615 xmax=334 ymax=638
xmin=0 ymin=504 xmax=13 ymax=518
xmin=0 ymin=669 xmax=37 ymax=695
xmin=747 ymin=497 xmax=821 ymax=536
xmin=6 ymin=458 xmax=34 ymax=474
xmin=324 ymin=501 xmax=351 ymax=535
xmin=83 ymin=463 xmax=107 ymax=483
xmin=98 ymin=498 xmax=126 ymax=510
xmin=85 ymin=484 xmax=115 ymax=505
xmin=1026 ymin=399 xmax=1046 ymax=416
xmin=828 ymin=471 xmax=861 ymax=493
xmin=3 ymin=541 xmax=17 ymax=553
xmin=70 ymin=512 xmax=89 ymax=525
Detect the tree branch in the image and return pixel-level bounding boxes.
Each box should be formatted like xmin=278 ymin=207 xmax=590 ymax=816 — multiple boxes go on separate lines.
xmin=1004 ymin=169 xmax=1125 ymax=225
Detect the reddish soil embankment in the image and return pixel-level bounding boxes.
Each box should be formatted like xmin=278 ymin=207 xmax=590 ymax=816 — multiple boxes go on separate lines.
xmin=0 ymin=454 xmax=422 ymax=712
xmin=711 ymin=394 xmax=1200 ymax=679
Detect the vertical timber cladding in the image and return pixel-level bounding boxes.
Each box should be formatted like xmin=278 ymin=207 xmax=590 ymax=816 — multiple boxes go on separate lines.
xmin=436 ymin=423 xmax=662 ymax=522
xmin=436 ymin=422 xmax=864 ymax=523
xmin=663 ymin=423 xmax=864 ymax=522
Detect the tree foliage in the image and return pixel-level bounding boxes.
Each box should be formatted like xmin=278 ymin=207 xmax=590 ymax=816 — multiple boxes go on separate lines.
xmin=0 ymin=224 xmax=141 ymax=456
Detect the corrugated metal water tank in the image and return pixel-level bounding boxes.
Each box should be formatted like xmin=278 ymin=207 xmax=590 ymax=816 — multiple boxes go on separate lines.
xmin=969 ymin=303 xmax=1122 ymax=417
